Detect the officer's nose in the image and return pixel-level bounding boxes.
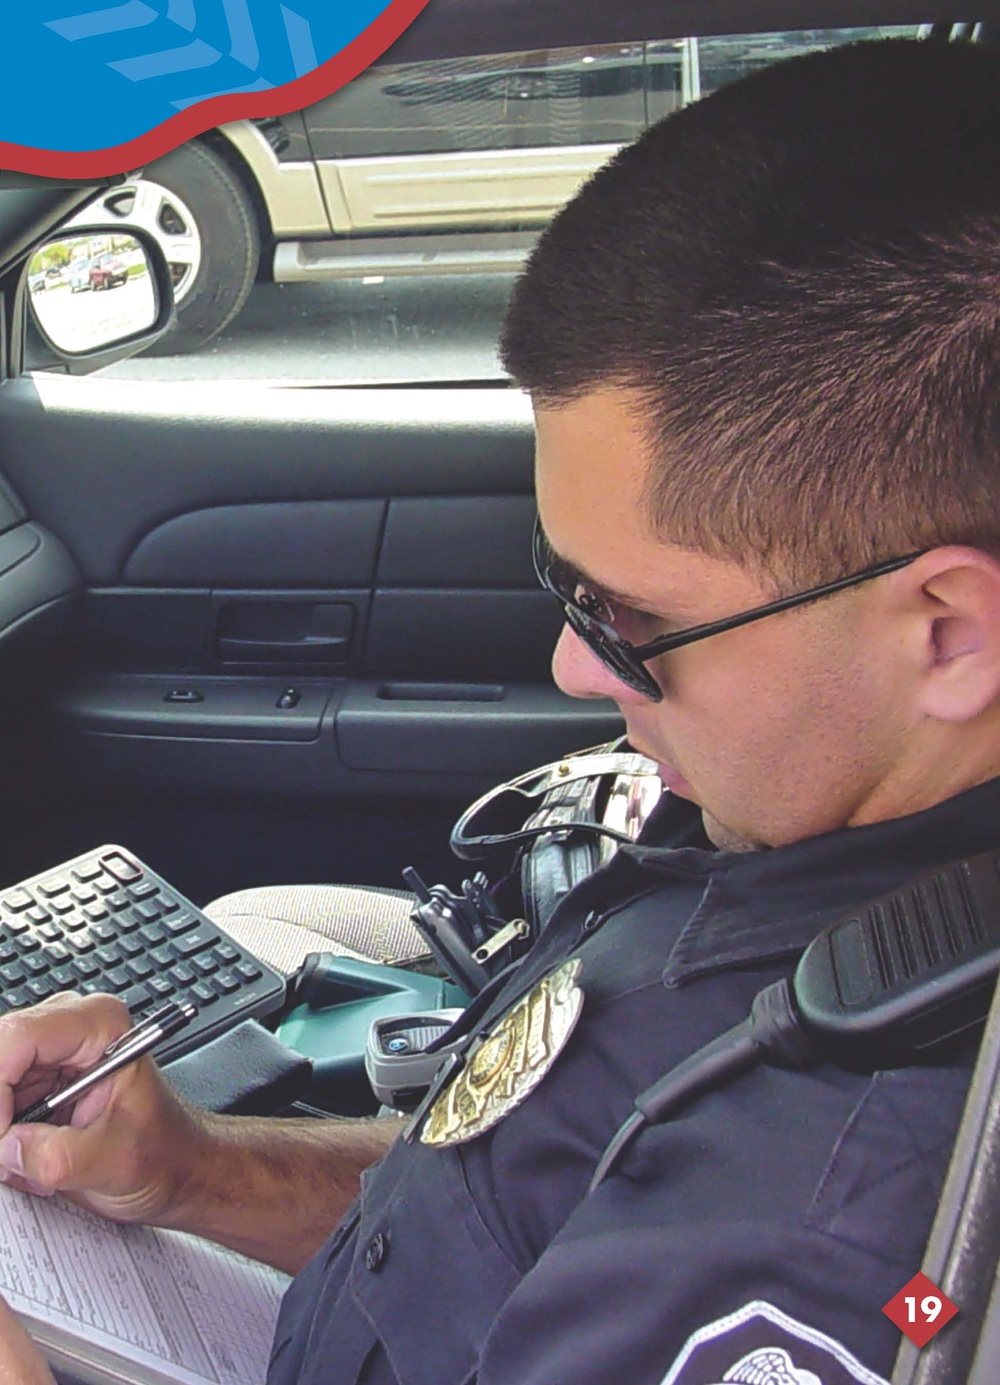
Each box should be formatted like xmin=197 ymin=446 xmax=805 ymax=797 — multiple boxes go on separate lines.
xmin=552 ymin=623 xmax=650 ymax=705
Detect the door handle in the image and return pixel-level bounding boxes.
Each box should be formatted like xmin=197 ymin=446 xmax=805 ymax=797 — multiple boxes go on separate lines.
xmin=215 ymin=600 xmax=355 ymax=664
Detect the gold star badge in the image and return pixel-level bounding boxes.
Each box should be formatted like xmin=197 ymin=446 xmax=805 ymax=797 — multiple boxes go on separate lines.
xmin=421 ymin=958 xmax=584 ymax=1147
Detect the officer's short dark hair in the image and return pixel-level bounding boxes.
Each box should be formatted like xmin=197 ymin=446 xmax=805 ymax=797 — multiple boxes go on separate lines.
xmin=500 ymin=39 xmax=1000 ymax=586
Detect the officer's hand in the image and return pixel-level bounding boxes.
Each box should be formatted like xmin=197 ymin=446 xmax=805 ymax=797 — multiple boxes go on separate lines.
xmin=0 ymin=1297 xmax=54 ymax=1385
xmin=0 ymin=993 xmax=207 ymax=1226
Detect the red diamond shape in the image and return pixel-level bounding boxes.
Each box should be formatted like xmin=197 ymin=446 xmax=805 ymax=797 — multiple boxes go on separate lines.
xmin=882 ymin=1271 xmax=959 ymax=1347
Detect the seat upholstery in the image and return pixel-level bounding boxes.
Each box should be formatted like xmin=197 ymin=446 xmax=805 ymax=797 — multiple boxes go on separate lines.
xmin=202 ymin=883 xmax=427 ymax=977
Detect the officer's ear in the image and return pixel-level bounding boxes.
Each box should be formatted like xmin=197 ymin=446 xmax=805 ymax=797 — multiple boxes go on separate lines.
xmin=911 ymin=547 xmax=1000 ymax=723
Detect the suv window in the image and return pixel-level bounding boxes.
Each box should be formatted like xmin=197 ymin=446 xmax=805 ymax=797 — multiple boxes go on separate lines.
xmin=39 ymin=23 xmax=920 ymax=388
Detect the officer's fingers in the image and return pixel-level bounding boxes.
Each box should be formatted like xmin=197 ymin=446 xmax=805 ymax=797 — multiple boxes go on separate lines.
xmin=0 ymin=994 xmax=132 ymax=1127
xmin=0 ymin=1056 xmax=189 ymax=1224
xmin=0 ymin=1296 xmax=56 ymax=1384
xmin=0 ymin=1119 xmax=119 ymax=1202
xmin=0 ymin=1052 xmax=164 ymax=1196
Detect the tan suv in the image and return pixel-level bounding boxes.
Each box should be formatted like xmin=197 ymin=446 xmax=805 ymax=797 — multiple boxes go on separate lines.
xmin=70 ymin=27 xmax=916 ymax=355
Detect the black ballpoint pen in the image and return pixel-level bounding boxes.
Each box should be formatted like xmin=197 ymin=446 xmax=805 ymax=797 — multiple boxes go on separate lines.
xmin=14 ymin=999 xmax=198 ymax=1125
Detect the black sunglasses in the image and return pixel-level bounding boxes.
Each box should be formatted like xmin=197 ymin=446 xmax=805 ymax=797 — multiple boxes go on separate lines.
xmin=533 ymin=518 xmax=925 ymax=702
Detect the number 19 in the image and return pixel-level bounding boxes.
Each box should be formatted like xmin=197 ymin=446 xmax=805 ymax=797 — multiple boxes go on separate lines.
xmin=904 ymin=1295 xmax=943 ymax=1324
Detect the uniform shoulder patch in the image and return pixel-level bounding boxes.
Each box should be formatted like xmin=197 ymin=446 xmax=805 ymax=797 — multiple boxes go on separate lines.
xmin=659 ymin=1301 xmax=889 ymax=1385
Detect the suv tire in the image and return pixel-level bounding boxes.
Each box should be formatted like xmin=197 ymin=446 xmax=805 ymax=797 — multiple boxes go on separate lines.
xmin=142 ymin=141 xmax=261 ymax=356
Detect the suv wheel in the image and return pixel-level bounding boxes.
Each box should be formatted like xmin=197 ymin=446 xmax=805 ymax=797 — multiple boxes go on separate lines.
xmin=78 ymin=141 xmax=261 ymax=355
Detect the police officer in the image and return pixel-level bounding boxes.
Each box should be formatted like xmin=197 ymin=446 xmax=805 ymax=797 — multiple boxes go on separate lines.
xmin=1 ymin=35 xmax=998 ymax=1385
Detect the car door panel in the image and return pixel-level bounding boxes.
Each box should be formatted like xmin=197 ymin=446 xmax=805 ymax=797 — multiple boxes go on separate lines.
xmin=0 ymin=374 xmax=621 ymax=819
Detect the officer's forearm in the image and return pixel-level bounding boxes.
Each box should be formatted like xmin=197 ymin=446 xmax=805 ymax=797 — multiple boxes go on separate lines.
xmin=160 ymin=1111 xmax=402 ymax=1275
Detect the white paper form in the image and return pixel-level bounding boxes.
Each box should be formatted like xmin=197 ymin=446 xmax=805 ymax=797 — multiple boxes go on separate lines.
xmin=0 ymin=1186 xmax=290 ymax=1384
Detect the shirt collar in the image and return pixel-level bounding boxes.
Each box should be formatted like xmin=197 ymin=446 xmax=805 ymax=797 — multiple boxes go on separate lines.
xmin=623 ymin=776 xmax=1000 ymax=985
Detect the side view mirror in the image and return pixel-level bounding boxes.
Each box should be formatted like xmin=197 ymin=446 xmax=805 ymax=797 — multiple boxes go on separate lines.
xmin=24 ymin=224 xmax=175 ymax=374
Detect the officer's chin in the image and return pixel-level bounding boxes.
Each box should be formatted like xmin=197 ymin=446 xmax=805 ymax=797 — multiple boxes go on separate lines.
xmin=700 ymin=808 xmax=764 ymax=854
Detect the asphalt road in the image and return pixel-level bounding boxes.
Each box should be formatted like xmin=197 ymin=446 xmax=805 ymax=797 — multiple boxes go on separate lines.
xmin=105 ymin=273 xmax=518 ymax=385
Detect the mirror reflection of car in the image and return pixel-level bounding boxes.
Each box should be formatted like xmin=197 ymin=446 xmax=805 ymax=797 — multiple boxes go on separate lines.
xmin=89 ymin=253 xmax=129 ymax=290
xmin=68 ymin=257 xmax=91 ymax=293
xmin=28 ymin=272 xmax=46 ymax=294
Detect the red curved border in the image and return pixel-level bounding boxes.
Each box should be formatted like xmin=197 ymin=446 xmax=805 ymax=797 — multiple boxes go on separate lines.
xmin=0 ymin=0 xmax=433 ymax=179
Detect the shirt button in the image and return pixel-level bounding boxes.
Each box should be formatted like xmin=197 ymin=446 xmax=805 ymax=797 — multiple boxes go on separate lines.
xmin=364 ymin=1232 xmax=389 ymax=1272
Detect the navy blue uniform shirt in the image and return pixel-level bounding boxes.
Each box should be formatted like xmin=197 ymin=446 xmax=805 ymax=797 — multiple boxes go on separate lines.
xmin=268 ymin=777 xmax=999 ymax=1385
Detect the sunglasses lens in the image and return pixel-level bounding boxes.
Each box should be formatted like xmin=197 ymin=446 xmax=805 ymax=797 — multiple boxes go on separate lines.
xmin=564 ymin=608 xmax=662 ymax=701
xmin=534 ymin=520 xmax=662 ymax=701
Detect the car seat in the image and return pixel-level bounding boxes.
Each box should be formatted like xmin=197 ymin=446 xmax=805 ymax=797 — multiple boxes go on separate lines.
xmin=201 ymin=882 xmax=428 ymax=976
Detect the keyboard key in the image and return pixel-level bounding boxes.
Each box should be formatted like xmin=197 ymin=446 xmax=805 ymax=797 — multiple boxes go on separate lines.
xmin=106 ymin=892 xmax=130 ymax=912
xmin=38 ymin=923 xmax=63 ymax=943
xmin=0 ymin=962 xmax=26 ymax=985
xmin=150 ymin=945 xmax=174 ymax=969
xmin=121 ymin=985 xmax=153 ymax=1014
xmin=81 ymin=979 xmax=115 ymax=996
xmin=100 ymin=852 xmax=143 ymax=885
xmin=163 ymin=914 xmax=197 ymax=937
xmin=50 ymin=897 xmax=79 ymax=916
xmin=3 ymin=987 xmax=29 ymax=1009
xmin=45 ymin=943 xmax=70 ymax=965
xmin=72 ymin=863 xmax=103 ymax=883
xmin=172 ymin=928 xmax=215 ymax=959
xmin=71 ymin=957 xmax=101 ymax=981
xmin=38 ymin=877 xmax=70 ymax=898
xmin=147 ymin=976 xmax=175 ymax=1000
xmin=168 ymin=963 xmax=197 ymax=987
xmin=71 ymin=886 xmax=97 ymax=905
xmin=2 ymin=916 xmax=29 ymax=935
xmin=129 ymin=882 xmax=159 ymax=902
xmin=118 ymin=935 xmax=145 ymax=959
xmin=158 ymin=898 xmax=180 ymax=915
xmin=15 ymin=935 xmax=40 ymax=955
xmin=126 ymin=958 xmax=155 ymax=982
xmin=193 ymin=954 xmax=218 ymax=977
xmin=234 ymin=960 xmax=263 ymax=983
xmin=134 ymin=902 xmax=162 ymax=924
xmin=139 ymin=923 xmax=167 ymax=947
xmin=191 ymin=982 xmax=218 ymax=1006
xmin=106 ymin=967 xmax=130 ymax=992
xmin=94 ymin=874 xmax=120 ymax=895
xmin=51 ymin=965 xmax=77 ymax=989
xmin=84 ymin=903 xmax=110 ymax=923
xmin=2 ymin=889 xmax=34 ymax=912
xmin=66 ymin=934 xmax=96 ymax=955
xmin=95 ymin=944 xmax=125 ymax=967
xmin=90 ymin=923 xmax=117 ymax=944
xmin=212 ymin=942 xmax=240 ymax=966
xmin=115 ymin=908 xmax=143 ymax=933
xmin=25 ymin=978 xmax=55 ymax=1001
xmin=22 ymin=954 xmax=50 ymax=977
xmin=211 ymin=970 xmax=240 ymax=995
xmin=0 ymin=942 xmax=18 ymax=965
xmin=26 ymin=906 xmax=51 ymax=925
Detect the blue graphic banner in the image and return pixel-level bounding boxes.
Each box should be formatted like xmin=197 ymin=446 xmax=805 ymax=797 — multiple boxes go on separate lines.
xmin=0 ymin=1 xmax=430 ymax=175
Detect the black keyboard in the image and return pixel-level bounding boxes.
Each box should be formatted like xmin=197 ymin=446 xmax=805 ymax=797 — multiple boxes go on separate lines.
xmin=0 ymin=846 xmax=285 ymax=1063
